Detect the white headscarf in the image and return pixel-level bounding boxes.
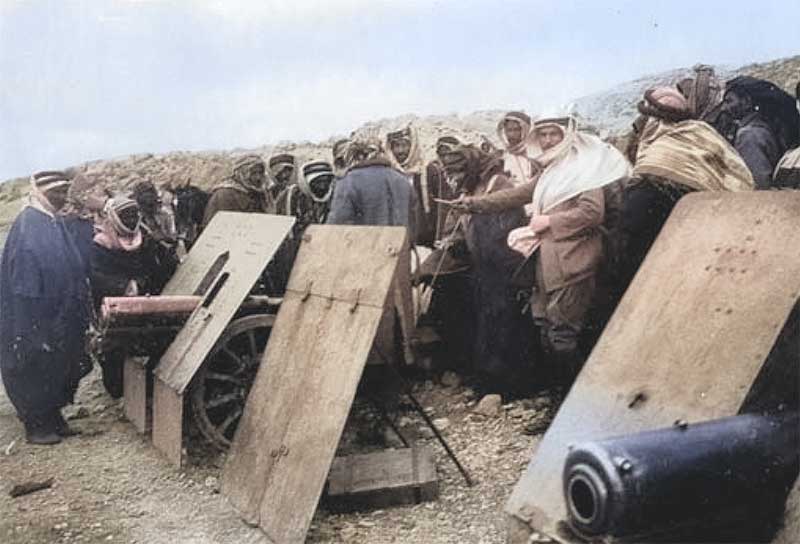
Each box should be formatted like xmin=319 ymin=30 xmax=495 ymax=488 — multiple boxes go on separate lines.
xmin=529 ymin=116 xmax=631 ymax=215
xmin=507 ymin=117 xmax=631 ymax=257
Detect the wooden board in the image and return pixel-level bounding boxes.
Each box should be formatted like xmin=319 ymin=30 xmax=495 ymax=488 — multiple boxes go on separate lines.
xmin=155 ymin=212 xmax=294 ymax=393
xmin=326 ymin=447 xmax=439 ymax=511
xmin=506 ymin=191 xmax=800 ymax=543
xmin=221 ymin=225 xmax=407 ymax=544
xmin=152 ymin=379 xmax=183 ymax=467
xmin=123 ymin=357 xmax=150 ymax=434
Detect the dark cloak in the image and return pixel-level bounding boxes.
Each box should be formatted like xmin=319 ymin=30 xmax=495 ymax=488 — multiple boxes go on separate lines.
xmin=0 ymin=207 xmax=91 ymax=419
xmin=464 ymin=206 xmax=530 ymax=385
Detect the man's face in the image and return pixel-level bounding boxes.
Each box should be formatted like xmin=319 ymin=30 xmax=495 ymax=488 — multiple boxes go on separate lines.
xmin=276 ymin=165 xmax=294 ymax=186
xmin=247 ymin=164 xmax=266 ymax=187
xmin=118 ymin=205 xmax=142 ymax=232
xmin=45 ymin=185 xmax=69 ymax=211
xmin=504 ymin=120 xmax=524 ymax=146
xmin=722 ymin=90 xmax=751 ymax=120
xmin=535 ymin=126 xmax=565 ymax=151
xmin=390 ymin=139 xmax=412 ymax=164
xmin=137 ymin=189 xmax=160 ymax=215
xmin=309 ymin=174 xmax=333 ymax=200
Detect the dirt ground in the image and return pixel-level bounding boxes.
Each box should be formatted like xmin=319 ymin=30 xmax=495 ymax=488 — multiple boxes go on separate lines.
xmin=0 ymin=368 xmax=560 ymax=544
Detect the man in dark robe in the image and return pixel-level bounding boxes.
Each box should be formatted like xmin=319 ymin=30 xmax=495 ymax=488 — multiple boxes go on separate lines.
xmin=435 ymin=143 xmax=530 ymax=393
xmin=1 ymin=171 xmax=91 ymax=444
xmin=202 ymin=154 xmax=273 ymax=228
xmin=773 ymin=81 xmax=800 ymax=189
xmin=90 ymin=197 xmax=168 ymax=397
xmin=721 ymin=76 xmax=800 ymax=189
xmin=386 ymin=125 xmax=451 ymax=247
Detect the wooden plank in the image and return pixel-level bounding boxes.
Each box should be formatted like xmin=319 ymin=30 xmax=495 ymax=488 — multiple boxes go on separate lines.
xmin=156 ymin=212 xmax=294 ymax=394
xmin=222 ymin=225 xmax=407 ymax=544
xmin=326 ymin=447 xmax=439 ymax=511
xmin=152 ymin=378 xmax=184 ymax=467
xmin=123 ymin=357 xmax=150 ymax=434
xmin=505 ymin=191 xmax=800 ymax=543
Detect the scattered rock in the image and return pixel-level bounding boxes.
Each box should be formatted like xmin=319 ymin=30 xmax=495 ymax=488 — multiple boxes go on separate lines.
xmin=473 ymin=394 xmax=502 ymax=417
xmin=433 ymin=418 xmax=451 ymax=431
xmin=68 ymin=407 xmax=91 ymax=420
xmin=440 ymin=371 xmax=461 ymax=388
xmin=203 ymin=476 xmax=218 ymax=489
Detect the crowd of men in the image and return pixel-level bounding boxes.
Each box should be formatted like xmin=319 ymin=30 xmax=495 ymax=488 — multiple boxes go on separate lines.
xmin=2 ymin=70 xmax=799 ymax=445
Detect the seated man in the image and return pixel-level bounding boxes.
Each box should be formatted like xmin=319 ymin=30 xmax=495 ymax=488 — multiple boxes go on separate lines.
xmin=202 ymin=154 xmax=273 ymax=228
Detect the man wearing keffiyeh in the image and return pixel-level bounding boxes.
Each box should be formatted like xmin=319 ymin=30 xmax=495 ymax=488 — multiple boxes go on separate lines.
xmin=1 ymin=171 xmax=92 ymax=444
xmin=386 ymin=125 xmax=451 ymax=247
xmin=497 ymin=111 xmax=539 ymax=186
xmin=202 ymin=154 xmax=274 ymax=228
xmin=89 ymin=196 xmax=170 ymax=397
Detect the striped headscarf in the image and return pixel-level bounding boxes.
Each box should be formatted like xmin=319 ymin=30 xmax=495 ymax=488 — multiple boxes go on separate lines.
xmin=26 ymin=170 xmax=72 ymax=216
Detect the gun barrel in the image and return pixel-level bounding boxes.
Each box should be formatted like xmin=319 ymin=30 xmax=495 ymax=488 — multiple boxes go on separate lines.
xmin=563 ymin=411 xmax=799 ymax=540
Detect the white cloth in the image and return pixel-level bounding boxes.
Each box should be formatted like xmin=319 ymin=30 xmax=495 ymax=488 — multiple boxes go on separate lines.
xmin=529 ymin=117 xmax=631 ymax=215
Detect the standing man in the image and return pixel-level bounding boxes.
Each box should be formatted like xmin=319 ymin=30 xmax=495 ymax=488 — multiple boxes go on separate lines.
xmin=1 ymin=171 xmax=91 ymax=444
xmin=457 ymin=116 xmax=631 ymax=385
xmin=497 ymin=111 xmax=538 ymax=185
xmin=202 ymin=154 xmax=273 ymax=228
xmin=773 ymin=81 xmax=800 ymax=189
xmin=267 ymin=153 xmax=297 ymax=203
xmin=327 ymin=139 xmax=417 ymax=365
xmin=386 ymin=125 xmax=450 ymax=247
xmin=721 ymin=76 xmax=799 ymax=189
xmin=327 ymin=139 xmax=416 ymax=233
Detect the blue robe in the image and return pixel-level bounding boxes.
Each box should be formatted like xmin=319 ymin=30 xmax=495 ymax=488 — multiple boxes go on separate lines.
xmin=0 ymin=206 xmax=91 ymax=419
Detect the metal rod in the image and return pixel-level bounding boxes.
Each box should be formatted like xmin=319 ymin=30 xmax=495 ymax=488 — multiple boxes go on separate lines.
xmin=374 ymin=347 xmax=474 ymax=487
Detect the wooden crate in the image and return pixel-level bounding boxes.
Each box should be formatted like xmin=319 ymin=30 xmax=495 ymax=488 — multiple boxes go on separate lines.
xmin=326 ymin=447 xmax=439 ymax=512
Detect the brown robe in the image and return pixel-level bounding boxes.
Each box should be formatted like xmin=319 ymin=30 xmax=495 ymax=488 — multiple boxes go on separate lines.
xmin=201 ymin=186 xmax=274 ymax=228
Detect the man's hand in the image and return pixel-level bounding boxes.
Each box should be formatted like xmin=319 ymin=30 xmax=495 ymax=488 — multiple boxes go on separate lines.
xmin=529 ymin=214 xmax=551 ymax=233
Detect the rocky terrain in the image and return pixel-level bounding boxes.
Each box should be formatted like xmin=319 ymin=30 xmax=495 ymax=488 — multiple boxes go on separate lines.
xmin=1 ymin=54 xmax=797 ymax=236
xmin=0 ymin=366 xmax=561 ymax=544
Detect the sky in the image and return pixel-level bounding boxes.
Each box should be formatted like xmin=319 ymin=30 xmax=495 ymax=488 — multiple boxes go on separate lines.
xmin=0 ymin=0 xmax=798 ymax=180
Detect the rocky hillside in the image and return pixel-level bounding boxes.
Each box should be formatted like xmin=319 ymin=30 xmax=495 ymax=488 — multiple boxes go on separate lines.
xmin=1 ymin=55 xmax=797 ymax=234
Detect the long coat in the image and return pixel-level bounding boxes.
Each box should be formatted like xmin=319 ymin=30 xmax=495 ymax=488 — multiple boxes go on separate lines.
xmin=0 ymin=206 xmax=91 ymax=418
xmin=535 ymin=188 xmax=605 ymax=294
xmin=326 ymin=162 xmax=417 ymax=236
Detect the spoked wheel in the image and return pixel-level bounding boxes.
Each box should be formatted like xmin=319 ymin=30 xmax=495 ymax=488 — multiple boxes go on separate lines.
xmin=190 ymin=314 xmax=275 ymax=450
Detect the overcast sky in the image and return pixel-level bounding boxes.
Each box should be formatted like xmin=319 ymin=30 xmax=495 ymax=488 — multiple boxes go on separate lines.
xmin=0 ymin=0 xmax=797 ymax=180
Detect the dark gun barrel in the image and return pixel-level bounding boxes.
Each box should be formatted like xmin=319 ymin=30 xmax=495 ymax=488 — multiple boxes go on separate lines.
xmin=563 ymin=411 xmax=799 ymax=540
